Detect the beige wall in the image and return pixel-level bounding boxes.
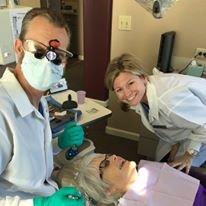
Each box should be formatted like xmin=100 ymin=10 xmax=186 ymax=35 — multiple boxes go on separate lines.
xmin=107 ymin=0 xmax=206 ymax=137
xmin=19 ymin=0 xmax=40 ymax=7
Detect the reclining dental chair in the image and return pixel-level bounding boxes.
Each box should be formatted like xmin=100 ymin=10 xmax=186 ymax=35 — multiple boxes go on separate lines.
xmin=53 ymin=138 xmax=206 ymax=205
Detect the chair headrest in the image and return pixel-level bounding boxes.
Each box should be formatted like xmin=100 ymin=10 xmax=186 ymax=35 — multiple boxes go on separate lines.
xmin=54 ymin=138 xmax=96 ymax=167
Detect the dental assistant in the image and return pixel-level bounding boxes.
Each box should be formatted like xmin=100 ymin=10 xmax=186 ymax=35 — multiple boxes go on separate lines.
xmin=105 ymin=53 xmax=206 ymax=174
xmin=0 ymin=8 xmax=84 ymax=206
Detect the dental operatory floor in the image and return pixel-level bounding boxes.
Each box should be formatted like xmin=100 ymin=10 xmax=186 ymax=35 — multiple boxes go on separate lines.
xmin=0 ymin=58 xmax=140 ymax=163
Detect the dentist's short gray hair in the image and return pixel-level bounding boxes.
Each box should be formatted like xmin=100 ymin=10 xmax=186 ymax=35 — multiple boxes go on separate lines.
xmin=19 ymin=8 xmax=70 ymax=41
xmin=105 ymin=53 xmax=147 ymax=91
xmin=56 ymin=153 xmax=120 ymax=205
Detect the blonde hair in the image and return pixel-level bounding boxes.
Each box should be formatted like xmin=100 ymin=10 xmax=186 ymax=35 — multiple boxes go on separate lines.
xmin=105 ymin=53 xmax=147 ymax=91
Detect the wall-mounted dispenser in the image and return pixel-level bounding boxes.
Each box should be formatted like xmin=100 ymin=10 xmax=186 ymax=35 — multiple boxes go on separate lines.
xmin=0 ymin=0 xmax=6 ymax=8
xmin=0 ymin=6 xmax=31 ymax=65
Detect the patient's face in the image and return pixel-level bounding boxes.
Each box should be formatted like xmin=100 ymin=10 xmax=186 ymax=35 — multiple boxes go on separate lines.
xmin=90 ymin=154 xmax=138 ymax=194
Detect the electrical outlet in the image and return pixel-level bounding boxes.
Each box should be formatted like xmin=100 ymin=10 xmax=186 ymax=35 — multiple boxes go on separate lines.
xmin=195 ymin=48 xmax=206 ymax=58
xmin=118 ymin=15 xmax=132 ymax=31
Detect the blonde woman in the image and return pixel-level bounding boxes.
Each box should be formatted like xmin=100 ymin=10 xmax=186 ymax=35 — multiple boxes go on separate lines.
xmin=104 ymin=53 xmax=206 ymax=174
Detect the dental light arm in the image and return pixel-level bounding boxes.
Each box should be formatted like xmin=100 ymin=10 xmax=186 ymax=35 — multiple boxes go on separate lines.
xmin=135 ymin=0 xmax=179 ymax=19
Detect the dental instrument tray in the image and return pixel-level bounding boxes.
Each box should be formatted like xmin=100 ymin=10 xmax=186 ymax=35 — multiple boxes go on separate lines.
xmin=50 ymin=109 xmax=82 ymax=136
xmin=45 ymin=95 xmax=82 ymax=136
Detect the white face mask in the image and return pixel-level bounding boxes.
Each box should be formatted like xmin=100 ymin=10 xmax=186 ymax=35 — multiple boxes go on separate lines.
xmin=21 ymin=51 xmax=64 ymax=91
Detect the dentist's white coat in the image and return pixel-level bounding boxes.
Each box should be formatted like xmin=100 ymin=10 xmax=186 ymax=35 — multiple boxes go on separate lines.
xmin=0 ymin=69 xmax=58 ymax=206
xmin=133 ymin=69 xmax=206 ymax=164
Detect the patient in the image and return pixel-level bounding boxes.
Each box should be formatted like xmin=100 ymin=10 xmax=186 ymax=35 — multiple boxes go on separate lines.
xmin=54 ymin=141 xmax=206 ymax=206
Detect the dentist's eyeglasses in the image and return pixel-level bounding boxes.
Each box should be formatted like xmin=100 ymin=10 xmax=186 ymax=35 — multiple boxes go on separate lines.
xmin=99 ymin=154 xmax=112 ymax=179
xmin=23 ymin=39 xmax=73 ymax=65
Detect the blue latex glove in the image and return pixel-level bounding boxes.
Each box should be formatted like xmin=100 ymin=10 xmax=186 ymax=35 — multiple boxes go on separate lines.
xmin=33 ymin=187 xmax=85 ymax=206
xmin=58 ymin=121 xmax=84 ymax=149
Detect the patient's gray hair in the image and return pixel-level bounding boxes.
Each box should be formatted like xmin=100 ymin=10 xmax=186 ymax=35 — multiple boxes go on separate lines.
xmin=56 ymin=154 xmax=119 ymax=205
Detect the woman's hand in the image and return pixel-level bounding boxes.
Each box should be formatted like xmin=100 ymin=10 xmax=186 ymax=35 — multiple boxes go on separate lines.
xmin=168 ymin=143 xmax=180 ymax=162
xmin=169 ymin=151 xmax=193 ymax=174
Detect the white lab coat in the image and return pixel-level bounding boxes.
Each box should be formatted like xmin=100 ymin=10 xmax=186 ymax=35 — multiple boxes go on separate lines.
xmin=118 ymin=160 xmax=199 ymax=206
xmin=0 ymin=69 xmax=58 ymax=206
xmin=133 ymin=69 xmax=206 ymax=164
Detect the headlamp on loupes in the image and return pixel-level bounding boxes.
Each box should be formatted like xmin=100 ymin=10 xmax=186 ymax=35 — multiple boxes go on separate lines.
xmin=23 ymin=39 xmax=73 ymax=65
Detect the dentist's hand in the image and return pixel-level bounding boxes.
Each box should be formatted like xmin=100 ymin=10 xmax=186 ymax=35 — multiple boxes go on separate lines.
xmin=33 ymin=187 xmax=85 ymax=206
xmin=58 ymin=121 xmax=84 ymax=149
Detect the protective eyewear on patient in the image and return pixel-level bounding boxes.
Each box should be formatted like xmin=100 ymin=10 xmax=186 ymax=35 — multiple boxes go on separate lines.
xmin=99 ymin=154 xmax=112 ymax=179
xmin=23 ymin=39 xmax=73 ymax=65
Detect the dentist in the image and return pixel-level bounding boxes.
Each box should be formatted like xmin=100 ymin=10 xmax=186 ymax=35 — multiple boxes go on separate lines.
xmin=0 ymin=8 xmax=84 ymax=206
xmin=105 ymin=53 xmax=206 ymax=174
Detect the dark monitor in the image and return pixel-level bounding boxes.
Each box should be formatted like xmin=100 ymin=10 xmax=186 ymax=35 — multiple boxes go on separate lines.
xmin=157 ymin=31 xmax=176 ymax=73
